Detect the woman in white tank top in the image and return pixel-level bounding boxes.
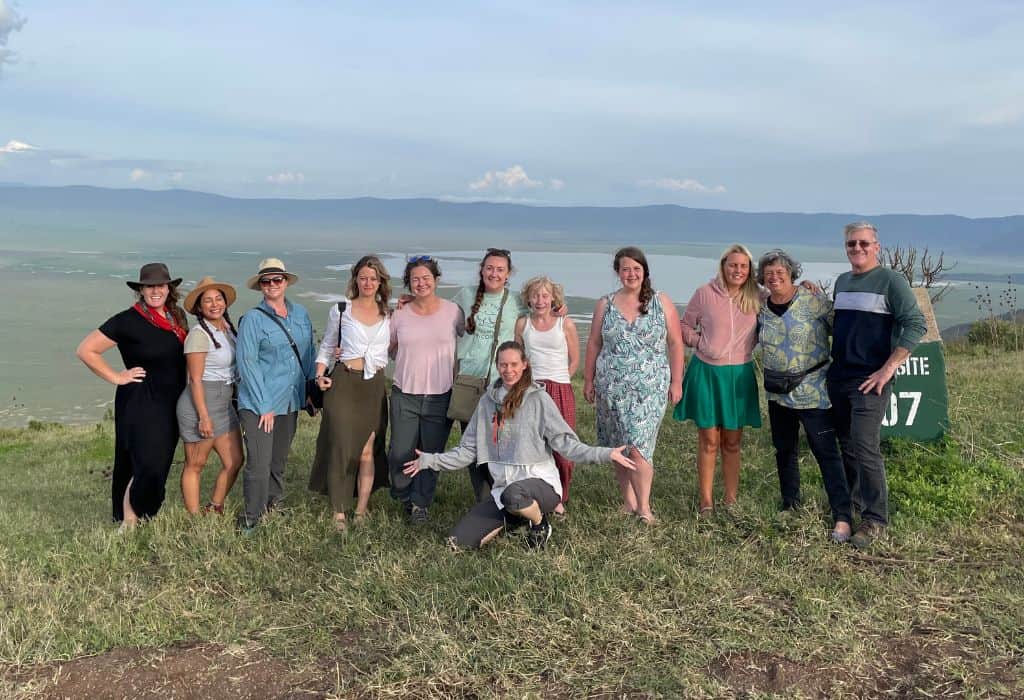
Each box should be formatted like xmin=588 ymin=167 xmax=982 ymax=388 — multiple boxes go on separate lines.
xmin=514 ymin=276 xmax=580 ymax=514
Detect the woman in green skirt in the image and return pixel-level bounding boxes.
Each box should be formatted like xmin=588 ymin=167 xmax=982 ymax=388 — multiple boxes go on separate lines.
xmin=674 ymin=244 xmax=762 ymax=514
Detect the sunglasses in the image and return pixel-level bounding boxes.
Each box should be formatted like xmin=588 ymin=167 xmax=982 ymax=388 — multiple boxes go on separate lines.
xmin=407 ymin=255 xmax=433 ymax=264
xmin=486 ymin=248 xmax=511 ymax=257
xmin=845 ymin=239 xmax=876 ymax=249
xmin=259 ymin=276 xmax=287 ymax=286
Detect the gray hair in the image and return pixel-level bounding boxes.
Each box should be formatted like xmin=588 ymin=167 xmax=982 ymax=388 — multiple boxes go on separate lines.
xmin=756 ymin=249 xmax=803 ymax=285
xmin=844 ymin=221 xmax=878 ymax=240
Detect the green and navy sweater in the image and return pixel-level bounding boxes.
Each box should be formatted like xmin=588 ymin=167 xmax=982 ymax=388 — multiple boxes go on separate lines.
xmin=828 ymin=266 xmax=926 ymax=382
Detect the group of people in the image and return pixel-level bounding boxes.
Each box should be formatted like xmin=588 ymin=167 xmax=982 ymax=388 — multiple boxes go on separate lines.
xmin=77 ymin=222 xmax=926 ymax=550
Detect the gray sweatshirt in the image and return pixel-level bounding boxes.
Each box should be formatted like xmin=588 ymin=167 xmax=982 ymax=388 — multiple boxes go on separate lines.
xmin=418 ymin=382 xmax=615 ymax=474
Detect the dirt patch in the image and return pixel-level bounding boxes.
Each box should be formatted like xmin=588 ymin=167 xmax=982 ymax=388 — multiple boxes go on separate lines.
xmin=709 ymin=631 xmax=1022 ymax=698
xmin=1 ymin=642 xmax=335 ymax=699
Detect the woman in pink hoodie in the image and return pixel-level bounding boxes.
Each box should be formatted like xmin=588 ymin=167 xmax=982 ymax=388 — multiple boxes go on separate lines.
xmin=674 ymin=244 xmax=762 ymax=514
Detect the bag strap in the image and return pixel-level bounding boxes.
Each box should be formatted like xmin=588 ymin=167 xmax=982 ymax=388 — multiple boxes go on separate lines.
xmin=336 ymin=301 xmax=346 ymax=349
xmin=252 ymin=306 xmax=306 ymax=375
xmin=484 ymin=288 xmax=510 ymax=385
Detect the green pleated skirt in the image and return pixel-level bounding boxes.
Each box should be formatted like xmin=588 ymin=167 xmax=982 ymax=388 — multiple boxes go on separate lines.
xmin=673 ymin=356 xmax=762 ymax=430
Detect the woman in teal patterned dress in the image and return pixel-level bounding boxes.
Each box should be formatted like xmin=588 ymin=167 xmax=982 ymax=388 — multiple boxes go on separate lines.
xmin=757 ymin=249 xmax=852 ymax=543
xmin=584 ymin=247 xmax=684 ymax=523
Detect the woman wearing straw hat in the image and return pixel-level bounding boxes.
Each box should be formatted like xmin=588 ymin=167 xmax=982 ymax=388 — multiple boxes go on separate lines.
xmin=236 ymin=258 xmax=316 ymax=530
xmin=176 ymin=276 xmax=245 ymax=515
xmin=77 ymin=263 xmax=188 ymax=527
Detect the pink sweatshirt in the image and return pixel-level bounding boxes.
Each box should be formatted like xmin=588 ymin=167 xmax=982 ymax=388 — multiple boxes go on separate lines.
xmin=680 ymin=278 xmax=759 ymax=366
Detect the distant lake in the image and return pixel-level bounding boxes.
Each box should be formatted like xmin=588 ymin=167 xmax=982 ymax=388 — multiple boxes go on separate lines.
xmin=2 ymin=245 xmax=1022 ymax=427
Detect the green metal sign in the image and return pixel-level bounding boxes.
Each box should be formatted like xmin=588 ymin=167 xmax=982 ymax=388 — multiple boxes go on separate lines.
xmin=880 ymin=340 xmax=948 ymax=442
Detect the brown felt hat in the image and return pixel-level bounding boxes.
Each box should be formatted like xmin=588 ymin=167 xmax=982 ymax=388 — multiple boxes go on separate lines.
xmin=183 ymin=276 xmax=237 ymax=314
xmin=126 ymin=262 xmax=182 ymax=291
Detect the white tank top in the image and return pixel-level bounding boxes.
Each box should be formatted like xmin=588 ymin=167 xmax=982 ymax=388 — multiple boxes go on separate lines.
xmin=522 ymin=316 xmax=571 ymax=383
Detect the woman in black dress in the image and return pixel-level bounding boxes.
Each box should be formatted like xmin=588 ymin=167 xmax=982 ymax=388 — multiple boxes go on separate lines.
xmin=77 ymin=263 xmax=188 ymax=527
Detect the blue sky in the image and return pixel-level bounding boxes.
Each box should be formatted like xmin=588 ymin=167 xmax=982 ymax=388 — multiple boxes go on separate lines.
xmin=1 ymin=1 xmax=1022 ymax=216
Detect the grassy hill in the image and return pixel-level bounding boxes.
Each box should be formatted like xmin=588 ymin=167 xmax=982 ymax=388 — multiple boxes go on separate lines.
xmin=1 ymin=344 xmax=1022 ymax=697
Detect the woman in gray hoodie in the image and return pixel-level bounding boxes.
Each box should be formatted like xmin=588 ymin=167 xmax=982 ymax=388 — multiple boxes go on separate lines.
xmin=405 ymin=341 xmax=635 ymax=550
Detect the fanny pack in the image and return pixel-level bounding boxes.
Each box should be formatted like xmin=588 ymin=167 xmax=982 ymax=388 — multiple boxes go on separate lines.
xmin=763 ymin=359 xmax=828 ymax=395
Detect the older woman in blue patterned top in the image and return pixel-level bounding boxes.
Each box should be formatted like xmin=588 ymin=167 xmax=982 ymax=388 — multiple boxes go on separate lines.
xmin=757 ymin=250 xmax=852 ymax=543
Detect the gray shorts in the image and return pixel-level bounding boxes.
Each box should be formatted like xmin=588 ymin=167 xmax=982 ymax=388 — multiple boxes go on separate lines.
xmin=176 ymin=381 xmax=240 ymax=443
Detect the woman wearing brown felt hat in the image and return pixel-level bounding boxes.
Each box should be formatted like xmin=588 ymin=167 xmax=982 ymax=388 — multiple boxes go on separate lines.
xmin=77 ymin=263 xmax=188 ymax=528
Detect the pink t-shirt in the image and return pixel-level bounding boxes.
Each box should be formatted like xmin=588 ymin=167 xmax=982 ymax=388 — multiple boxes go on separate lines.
xmin=390 ymin=299 xmax=462 ymax=395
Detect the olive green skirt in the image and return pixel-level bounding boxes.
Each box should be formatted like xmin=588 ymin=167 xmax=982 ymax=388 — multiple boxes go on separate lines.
xmin=673 ymin=356 xmax=762 ymax=430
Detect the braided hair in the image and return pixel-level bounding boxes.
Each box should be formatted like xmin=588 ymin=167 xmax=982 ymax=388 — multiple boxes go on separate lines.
xmin=465 ymin=248 xmax=513 ymax=334
xmin=613 ymin=246 xmax=654 ymax=314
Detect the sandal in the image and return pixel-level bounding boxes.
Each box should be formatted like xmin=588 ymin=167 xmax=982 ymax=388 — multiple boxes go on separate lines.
xmin=333 ymin=514 xmax=348 ymax=533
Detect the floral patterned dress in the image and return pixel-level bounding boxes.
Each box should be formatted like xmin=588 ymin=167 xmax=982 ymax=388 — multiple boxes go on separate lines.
xmin=595 ymin=291 xmax=669 ymax=462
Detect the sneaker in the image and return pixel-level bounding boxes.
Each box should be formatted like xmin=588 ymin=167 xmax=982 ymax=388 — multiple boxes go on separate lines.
xmin=409 ymin=505 xmax=429 ymax=525
xmin=525 ymin=516 xmax=552 ymax=549
xmin=851 ymin=520 xmax=886 ymax=549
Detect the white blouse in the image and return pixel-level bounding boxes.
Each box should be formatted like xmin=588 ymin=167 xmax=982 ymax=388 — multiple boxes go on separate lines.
xmin=316 ymin=302 xmax=390 ymax=379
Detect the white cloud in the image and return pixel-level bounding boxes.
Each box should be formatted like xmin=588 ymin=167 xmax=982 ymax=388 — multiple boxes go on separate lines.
xmin=638 ymin=177 xmax=726 ymax=195
xmin=0 ymin=1 xmax=28 ymax=74
xmin=0 ymin=139 xmax=36 ymax=153
xmin=129 ymin=168 xmax=149 ymax=182
xmin=469 ymin=164 xmax=543 ymax=192
xmin=970 ymin=103 xmax=1024 ymax=127
xmin=266 ymin=171 xmax=305 ymax=184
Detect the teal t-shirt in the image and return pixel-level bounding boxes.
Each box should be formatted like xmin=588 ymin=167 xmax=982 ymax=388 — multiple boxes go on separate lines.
xmin=453 ymin=286 xmax=526 ymax=378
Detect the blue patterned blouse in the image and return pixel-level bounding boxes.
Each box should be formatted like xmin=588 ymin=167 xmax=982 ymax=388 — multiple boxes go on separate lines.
xmin=758 ymin=287 xmax=833 ymax=410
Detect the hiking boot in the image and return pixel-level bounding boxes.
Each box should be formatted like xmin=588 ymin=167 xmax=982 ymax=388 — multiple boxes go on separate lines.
xmin=525 ymin=516 xmax=552 ymax=549
xmin=851 ymin=520 xmax=886 ymax=549
xmin=409 ymin=505 xmax=429 ymax=525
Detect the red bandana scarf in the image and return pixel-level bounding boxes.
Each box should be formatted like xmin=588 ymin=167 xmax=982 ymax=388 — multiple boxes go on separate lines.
xmin=133 ymin=303 xmax=187 ymax=344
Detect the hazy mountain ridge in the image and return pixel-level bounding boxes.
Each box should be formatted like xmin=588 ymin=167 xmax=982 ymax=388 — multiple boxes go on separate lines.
xmin=1 ymin=185 xmax=1021 ymax=253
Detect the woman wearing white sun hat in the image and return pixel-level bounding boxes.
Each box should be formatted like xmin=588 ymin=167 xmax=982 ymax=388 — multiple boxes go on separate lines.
xmin=236 ymin=258 xmax=316 ymax=530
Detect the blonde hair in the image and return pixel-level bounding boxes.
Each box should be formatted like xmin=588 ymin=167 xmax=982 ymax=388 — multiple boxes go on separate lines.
xmin=520 ymin=275 xmax=565 ymax=312
xmin=717 ymin=243 xmax=760 ymax=315
xmin=346 ymin=255 xmax=391 ymax=317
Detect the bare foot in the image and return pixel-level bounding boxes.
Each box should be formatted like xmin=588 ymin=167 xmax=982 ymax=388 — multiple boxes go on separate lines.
xmin=619 ymin=506 xmax=636 ymax=516
xmin=353 ymin=511 xmax=368 ymax=525
xmin=333 ymin=513 xmax=348 ymax=532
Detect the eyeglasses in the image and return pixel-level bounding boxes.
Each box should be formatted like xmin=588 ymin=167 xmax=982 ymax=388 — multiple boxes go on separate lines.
xmin=259 ymin=276 xmax=287 ymax=286
xmin=845 ymin=240 xmax=875 ymax=250
xmin=407 ymin=255 xmax=433 ymax=264
xmin=486 ymin=248 xmax=511 ymax=257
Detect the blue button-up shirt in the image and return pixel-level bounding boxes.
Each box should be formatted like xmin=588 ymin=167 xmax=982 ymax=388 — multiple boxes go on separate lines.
xmin=237 ymin=298 xmax=316 ymax=416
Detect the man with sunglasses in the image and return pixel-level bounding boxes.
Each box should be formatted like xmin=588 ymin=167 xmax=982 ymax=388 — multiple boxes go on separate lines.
xmin=828 ymin=222 xmax=926 ymax=548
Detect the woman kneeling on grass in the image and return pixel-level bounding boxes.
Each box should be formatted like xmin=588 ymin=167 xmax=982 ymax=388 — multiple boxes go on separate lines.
xmin=403 ymin=341 xmax=636 ymax=550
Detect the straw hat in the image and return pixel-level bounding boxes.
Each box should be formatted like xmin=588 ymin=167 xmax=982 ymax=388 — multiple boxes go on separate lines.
xmin=184 ymin=276 xmax=237 ymax=313
xmin=126 ymin=262 xmax=182 ymax=291
xmin=246 ymin=257 xmax=299 ymax=291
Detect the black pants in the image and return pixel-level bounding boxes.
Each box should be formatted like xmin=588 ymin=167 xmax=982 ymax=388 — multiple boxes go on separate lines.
xmin=828 ymin=376 xmax=892 ymax=526
xmin=388 ymin=388 xmax=452 ymax=508
xmin=768 ymin=401 xmax=852 ymax=525
xmin=448 ymin=478 xmax=560 ymax=549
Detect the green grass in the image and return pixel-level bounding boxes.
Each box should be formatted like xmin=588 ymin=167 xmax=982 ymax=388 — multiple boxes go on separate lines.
xmin=1 ymin=347 xmax=1023 ymax=697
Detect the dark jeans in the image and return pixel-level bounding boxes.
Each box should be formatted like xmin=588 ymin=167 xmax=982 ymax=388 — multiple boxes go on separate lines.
xmin=239 ymin=410 xmax=298 ymax=526
xmin=827 ymin=376 xmax=892 ymax=526
xmin=768 ymin=401 xmax=852 ymax=525
xmin=388 ymin=387 xmax=452 ymax=508
xmin=448 ymin=478 xmax=561 ymax=549
xmin=460 ymin=419 xmax=495 ymax=503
